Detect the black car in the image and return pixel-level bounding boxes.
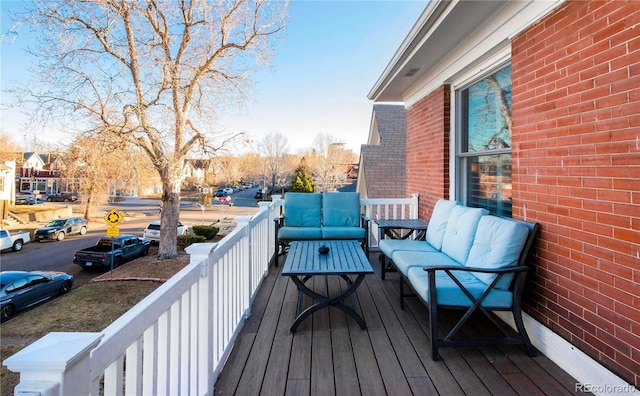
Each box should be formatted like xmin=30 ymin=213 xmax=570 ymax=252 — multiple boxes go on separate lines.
xmin=254 ymin=191 xmax=263 ymax=199
xmin=46 ymin=192 xmax=79 ymax=202
xmin=34 ymin=217 xmax=88 ymax=241
xmin=215 ymin=189 xmax=226 ymax=197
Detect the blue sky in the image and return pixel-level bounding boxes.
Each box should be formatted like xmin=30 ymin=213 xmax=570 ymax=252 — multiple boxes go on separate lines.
xmin=1 ymin=1 xmax=426 ymax=154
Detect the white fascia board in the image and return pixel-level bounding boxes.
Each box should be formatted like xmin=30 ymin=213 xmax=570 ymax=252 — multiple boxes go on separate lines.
xmin=368 ymin=0 xmax=452 ymax=101
xmin=403 ymin=0 xmax=565 ymax=108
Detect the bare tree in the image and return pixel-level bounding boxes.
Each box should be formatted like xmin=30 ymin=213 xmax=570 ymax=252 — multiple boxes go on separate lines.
xmin=305 ymin=133 xmax=357 ymax=192
xmin=255 ymin=132 xmax=289 ymax=192
xmin=15 ymin=0 xmax=287 ymax=258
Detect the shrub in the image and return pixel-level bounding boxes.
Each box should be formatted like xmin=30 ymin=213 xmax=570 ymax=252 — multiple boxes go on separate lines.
xmin=192 ymin=225 xmax=219 ymax=240
xmin=177 ymin=234 xmax=207 ymax=247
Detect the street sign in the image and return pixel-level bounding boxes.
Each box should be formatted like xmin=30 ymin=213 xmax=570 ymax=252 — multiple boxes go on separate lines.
xmin=106 ymin=227 xmax=120 ymax=237
xmin=217 ymin=196 xmax=231 ymax=205
xmin=104 ymin=208 xmax=124 ymax=227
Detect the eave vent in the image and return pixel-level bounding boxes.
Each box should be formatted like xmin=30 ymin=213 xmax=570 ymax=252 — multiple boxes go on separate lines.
xmin=404 ymin=68 xmax=420 ymax=77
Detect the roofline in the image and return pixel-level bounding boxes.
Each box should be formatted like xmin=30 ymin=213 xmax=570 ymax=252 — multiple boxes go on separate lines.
xmin=367 ymin=0 xmax=450 ymax=101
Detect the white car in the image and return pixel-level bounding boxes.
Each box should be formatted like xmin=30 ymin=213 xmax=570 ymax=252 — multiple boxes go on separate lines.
xmin=143 ymin=220 xmax=188 ymax=243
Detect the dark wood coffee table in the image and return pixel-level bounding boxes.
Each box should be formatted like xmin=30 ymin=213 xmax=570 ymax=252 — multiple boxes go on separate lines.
xmin=282 ymin=240 xmax=373 ymax=332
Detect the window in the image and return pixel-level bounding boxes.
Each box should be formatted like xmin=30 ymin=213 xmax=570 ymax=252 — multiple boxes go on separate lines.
xmin=457 ymin=64 xmax=513 ymax=217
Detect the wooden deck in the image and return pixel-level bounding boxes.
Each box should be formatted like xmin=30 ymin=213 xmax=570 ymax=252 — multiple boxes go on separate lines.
xmin=214 ymin=252 xmax=583 ymax=396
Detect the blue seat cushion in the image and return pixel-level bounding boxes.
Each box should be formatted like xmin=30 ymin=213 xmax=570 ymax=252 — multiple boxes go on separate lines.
xmin=440 ymin=206 xmax=488 ymax=265
xmin=392 ymin=250 xmax=462 ymax=277
xmin=465 ymin=216 xmax=529 ymax=290
xmin=278 ymin=226 xmax=322 ymax=240
xmin=425 ymin=199 xmax=458 ymax=250
xmin=322 ymin=192 xmax=361 ymax=227
xmin=379 ymin=239 xmax=438 ymax=259
xmin=283 ymin=193 xmax=322 ymax=227
xmin=407 ymin=267 xmax=514 ymax=308
xmin=321 ymin=226 xmax=365 ymax=240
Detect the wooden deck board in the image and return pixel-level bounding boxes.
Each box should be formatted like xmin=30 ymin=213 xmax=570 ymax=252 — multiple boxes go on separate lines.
xmin=213 ymin=252 xmax=585 ymax=395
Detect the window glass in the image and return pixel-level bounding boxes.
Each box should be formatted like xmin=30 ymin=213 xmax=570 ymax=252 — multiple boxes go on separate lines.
xmin=458 ymin=65 xmax=512 ymax=217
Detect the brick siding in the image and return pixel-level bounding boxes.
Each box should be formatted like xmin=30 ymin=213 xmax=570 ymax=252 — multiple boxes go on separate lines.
xmin=511 ymin=0 xmax=640 ymax=386
xmin=405 ymin=1 xmax=639 ymax=386
xmin=406 ymin=85 xmax=451 ymax=218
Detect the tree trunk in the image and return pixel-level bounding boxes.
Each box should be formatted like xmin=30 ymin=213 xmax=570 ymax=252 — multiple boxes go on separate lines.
xmin=157 ymin=162 xmax=182 ymax=259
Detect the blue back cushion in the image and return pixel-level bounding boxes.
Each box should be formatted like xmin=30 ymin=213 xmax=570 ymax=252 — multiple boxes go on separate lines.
xmin=425 ymin=199 xmax=458 ymax=250
xmin=466 ymin=216 xmax=529 ymax=290
xmin=441 ymin=206 xmax=488 ymax=264
xmin=322 ymin=192 xmax=361 ymax=227
xmin=284 ymin=193 xmax=322 ymax=227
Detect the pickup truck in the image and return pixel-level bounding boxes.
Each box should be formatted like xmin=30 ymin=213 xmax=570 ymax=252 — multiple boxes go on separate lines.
xmin=0 ymin=230 xmax=31 ymax=252
xmin=73 ymin=235 xmax=150 ymax=269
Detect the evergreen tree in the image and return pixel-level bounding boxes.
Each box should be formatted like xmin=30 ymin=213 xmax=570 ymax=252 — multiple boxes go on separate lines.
xmin=290 ymin=158 xmax=315 ymax=193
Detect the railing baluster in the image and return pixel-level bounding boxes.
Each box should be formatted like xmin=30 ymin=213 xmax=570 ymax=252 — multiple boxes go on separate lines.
xmin=5 ymin=197 xmax=417 ymax=395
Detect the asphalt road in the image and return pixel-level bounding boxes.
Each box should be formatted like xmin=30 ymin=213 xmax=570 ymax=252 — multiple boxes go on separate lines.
xmin=1 ymin=187 xmax=264 ymax=287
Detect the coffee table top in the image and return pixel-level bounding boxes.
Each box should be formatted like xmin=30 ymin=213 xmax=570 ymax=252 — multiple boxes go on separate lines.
xmin=282 ymin=240 xmax=373 ymax=276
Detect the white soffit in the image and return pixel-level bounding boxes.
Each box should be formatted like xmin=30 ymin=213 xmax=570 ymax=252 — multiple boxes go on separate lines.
xmin=369 ymin=0 xmax=565 ymax=104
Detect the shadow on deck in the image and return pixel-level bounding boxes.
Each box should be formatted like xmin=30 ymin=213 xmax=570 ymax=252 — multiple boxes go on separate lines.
xmin=214 ymin=252 xmax=583 ymax=395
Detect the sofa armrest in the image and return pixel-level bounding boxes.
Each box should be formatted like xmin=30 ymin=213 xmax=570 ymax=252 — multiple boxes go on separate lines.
xmin=423 ymin=265 xmax=529 ymax=274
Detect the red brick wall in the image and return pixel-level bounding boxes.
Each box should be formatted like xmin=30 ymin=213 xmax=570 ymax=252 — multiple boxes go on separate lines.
xmin=511 ymin=0 xmax=640 ymax=386
xmin=406 ymin=85 xmax=450 ymax=218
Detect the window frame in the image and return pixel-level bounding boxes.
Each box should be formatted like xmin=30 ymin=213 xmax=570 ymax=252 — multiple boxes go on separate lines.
xmin=453 ymin=60 xmax=513 ymax=217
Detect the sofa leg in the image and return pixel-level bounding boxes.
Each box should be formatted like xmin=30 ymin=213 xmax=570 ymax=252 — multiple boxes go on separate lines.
xmin=430 ymin=306 xmax=440 ymax=361
xmin=513 ymin=306 xmax=536 ymax=357
xmin=399 ymin=277 xmax=405 ymax=310
xmin=380 ymin=254 xmax=387 ymax=280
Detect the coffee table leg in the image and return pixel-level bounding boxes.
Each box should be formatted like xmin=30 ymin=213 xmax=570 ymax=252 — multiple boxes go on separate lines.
xmin=289 ymin=274 xmax=368 ymax=332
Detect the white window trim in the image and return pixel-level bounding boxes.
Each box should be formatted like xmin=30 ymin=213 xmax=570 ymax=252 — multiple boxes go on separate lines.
xmin=449 ymin=47 xmax=511 ymax=203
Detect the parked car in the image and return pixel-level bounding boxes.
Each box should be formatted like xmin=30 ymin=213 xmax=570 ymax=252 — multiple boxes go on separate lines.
xmin=34 ymin=217 xmax=88 ymax=242
xmin=73 ymin=235 xmax=150 ymax=269
xmin=214 ymin=189 xmax=226 ymax=197
xmin=222 ymin=187 xmax=234 ymax=195
xmin=45 ymin=192 xmax=79 ymax=202
xmin=254 ymin=191 xmax=263 ymax=199
xmin=142 ymin=220 xmax=188 ymax=243
xmin=0 ymin=270 xmax=74 ymax=322
xmin=0 ymin=229 xmax=31 ymax=252
xmin=14 ymin=196 xmax=41 ymax=205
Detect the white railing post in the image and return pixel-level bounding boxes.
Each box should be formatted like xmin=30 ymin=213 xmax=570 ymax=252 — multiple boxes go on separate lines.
xmin=184 ymin=242 xmax=216 ymax=395
xmin=236 ymin=215 xmax=253 ymax=318
xmin=4 ymin=332 xmax=102 ymax=396
xmin=411 ymin=193 xmax=419 ymax=218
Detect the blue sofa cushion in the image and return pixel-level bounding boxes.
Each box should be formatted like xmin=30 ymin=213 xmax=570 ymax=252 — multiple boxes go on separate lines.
xmin=278 ymin=226 xmax=322 ymax=240
xmin=407 ymin=267 xmax=514 ymax=308
xmin=322 ymin=192 xmax=361 ymax=227
xmin=379 ymin=239 xmax=438 ymax=259
xmin=322 ymin=226 xmax=366 ymax=240
xmin=392 ymin=250 xmax=462 ymax=277
xmin=425 ymin=199 xmax=458 ymax=250
xmin=441 ymin=206 xmax=488 ymax=265
xmin=283 ymin=193 xmax=322 ymax=227
xmin=466 ymin=216 xmax=529 ymax=290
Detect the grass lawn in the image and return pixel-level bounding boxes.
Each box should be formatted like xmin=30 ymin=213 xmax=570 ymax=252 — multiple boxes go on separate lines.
xmin=0 ymin=281 xmax=162 ymax=394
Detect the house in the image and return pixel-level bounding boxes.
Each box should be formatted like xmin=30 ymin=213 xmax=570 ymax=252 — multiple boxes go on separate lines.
xmin=357 ymin=104 xmax=407 ymax=199
xmin=366 ymin=0 xmax=639 ymax=388
xmin=16 ymin=152 xmax=61 ymax=197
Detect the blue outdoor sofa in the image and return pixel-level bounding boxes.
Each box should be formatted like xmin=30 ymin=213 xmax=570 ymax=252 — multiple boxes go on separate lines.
xmin=274 ymin=192 xmax=369 ymax=264
xmin=379 ymin=199 xmax=540 ymax=360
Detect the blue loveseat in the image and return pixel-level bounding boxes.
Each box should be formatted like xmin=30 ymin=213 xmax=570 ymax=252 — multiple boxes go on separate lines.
xmin=274 ymin=192 xmax=369 ymax=262
xmin=379 ymin=199 xmax=539 ymax=360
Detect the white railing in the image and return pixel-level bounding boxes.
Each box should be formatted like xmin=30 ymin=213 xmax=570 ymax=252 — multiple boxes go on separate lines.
xmin=4 ymin=196 xmax=417 ymax=395
xmin=362 ymin=193 xmax=420 ymax=249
